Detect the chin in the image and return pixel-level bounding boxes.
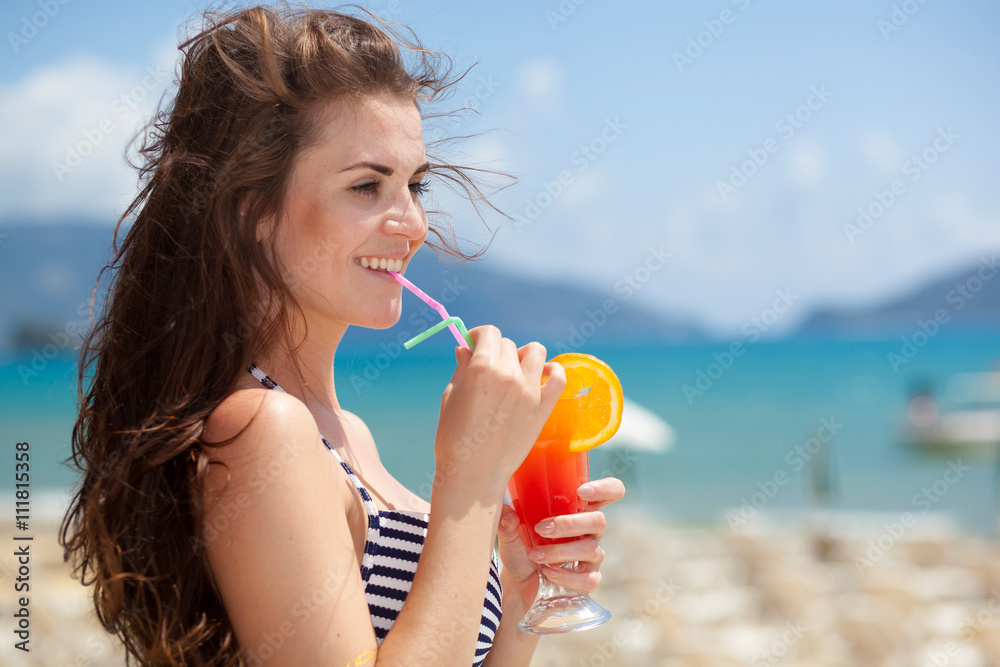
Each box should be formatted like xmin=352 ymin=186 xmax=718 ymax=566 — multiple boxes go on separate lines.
xmin=358 ymin=305 xmax=403 ymax=330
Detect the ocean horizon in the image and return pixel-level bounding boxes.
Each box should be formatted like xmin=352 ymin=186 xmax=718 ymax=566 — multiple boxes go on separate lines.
xmin=3 ymin=330 xmax=999 ymax=535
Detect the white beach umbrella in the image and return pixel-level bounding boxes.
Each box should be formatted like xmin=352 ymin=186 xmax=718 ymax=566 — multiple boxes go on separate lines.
xmin=604 ymin=396 xmax=675 ymax=453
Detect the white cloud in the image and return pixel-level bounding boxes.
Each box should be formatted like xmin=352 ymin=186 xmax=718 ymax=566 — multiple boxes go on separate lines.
xmin=858 ymin=129 xmax=901 ymax=175
xmin=785 ymin=138 xmax=827 ymax=188
xmin=0 ymin=50 xmax=177 ymax=222
xmin=557 ymin=167 xmax=607 ymax=209
xmin=515 ymin=59 xmax=564 ymax=112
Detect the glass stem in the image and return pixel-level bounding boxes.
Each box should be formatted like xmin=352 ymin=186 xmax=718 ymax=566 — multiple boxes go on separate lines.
xmin=537 ymin=562 xmax=585 ymax=598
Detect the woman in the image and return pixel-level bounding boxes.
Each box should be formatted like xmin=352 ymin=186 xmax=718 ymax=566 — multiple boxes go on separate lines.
xmin=61 ymin=6 xmax=624 ymax=665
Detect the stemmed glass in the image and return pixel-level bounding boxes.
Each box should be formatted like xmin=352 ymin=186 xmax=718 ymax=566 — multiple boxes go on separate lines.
xmin=505 ymin=395 xmax=611 ymax=633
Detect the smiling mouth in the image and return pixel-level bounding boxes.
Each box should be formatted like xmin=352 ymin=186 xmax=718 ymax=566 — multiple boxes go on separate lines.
xmin=358 ymin=256 xmax=404 ymax=272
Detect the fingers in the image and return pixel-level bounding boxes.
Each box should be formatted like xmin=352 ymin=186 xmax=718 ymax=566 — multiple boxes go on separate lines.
xmin=577 ymin=477 xmax=626 ymax=510
xmin=464 ymin=327 xmax=553 ymax=398
xmin=525 ymin=537 xmax=605 ymax=568
xmin=467 ymin=325 xmax=502 ymax=363
xmin=517 ymin=342 xmax=548 ymax=388
xmin=534 ymin=510 xmax=607 ymax=541
xmin=448 ymin=343 xmax=473 ymax=388
xmin=540 ymin=563 xmax=603 ymax=593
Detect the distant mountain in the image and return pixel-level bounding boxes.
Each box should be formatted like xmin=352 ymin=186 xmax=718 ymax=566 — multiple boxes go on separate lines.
xmin=341 ymin=251 xmax=703 ymax=352
xmin=795 ymin=255 xmax=1000 ymax=337
xmin=0 ymin=222 xmax=703 ymax=354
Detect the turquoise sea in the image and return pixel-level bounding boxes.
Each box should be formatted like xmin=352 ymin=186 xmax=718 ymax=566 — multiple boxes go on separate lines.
xmin=2 ymin=331 xmax=999 ymax=533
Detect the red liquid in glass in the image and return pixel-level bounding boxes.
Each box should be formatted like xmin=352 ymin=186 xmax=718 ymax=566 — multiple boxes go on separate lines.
xmin=507 ymin=399 xmax=589 ymax=551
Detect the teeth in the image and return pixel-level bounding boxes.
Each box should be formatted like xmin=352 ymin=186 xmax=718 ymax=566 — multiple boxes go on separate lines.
xmin=359 ymin=257 xmax=403 ymax=272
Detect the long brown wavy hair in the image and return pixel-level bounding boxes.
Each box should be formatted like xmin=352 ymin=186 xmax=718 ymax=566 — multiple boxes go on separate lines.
xmin=60 ymin=6 xmax=498 ymax=664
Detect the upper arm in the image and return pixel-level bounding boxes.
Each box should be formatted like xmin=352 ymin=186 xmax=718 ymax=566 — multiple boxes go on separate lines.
xmin=201 ymin=390 xmax=377 ymax=663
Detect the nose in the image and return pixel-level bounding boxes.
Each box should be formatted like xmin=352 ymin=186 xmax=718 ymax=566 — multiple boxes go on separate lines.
xmin=384 ymin=188 xmax=427 ymax=241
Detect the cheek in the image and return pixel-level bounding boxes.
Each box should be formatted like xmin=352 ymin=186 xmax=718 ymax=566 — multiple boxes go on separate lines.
xmin=273 ymin=219 xmax=345 ymax=284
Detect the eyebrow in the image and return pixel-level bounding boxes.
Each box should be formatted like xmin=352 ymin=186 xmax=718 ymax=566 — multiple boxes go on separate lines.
xmin=338 ymin=161 xmax=430 ymax=176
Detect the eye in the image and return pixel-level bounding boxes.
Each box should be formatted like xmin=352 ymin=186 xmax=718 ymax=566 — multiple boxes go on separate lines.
xmin=409 ymin=180 xmax=429 ymax=197
xmin=352 ymin=178 xmax=380 ymax=199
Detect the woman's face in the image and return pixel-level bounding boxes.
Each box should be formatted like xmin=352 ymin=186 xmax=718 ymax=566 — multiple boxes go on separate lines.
xmin=271 ymin=94 xmax=429 ymax=334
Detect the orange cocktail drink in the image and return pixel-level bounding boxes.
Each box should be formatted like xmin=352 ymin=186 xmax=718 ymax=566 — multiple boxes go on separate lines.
xmin=507 ymin=397 xmax=587 ymax=552
xmin=503 ymin=353 xmax=621 ymax=634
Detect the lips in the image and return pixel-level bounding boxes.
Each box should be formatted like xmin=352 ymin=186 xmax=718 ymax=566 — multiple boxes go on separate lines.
xmin=358 ymin=256 xmax=404 ymax=272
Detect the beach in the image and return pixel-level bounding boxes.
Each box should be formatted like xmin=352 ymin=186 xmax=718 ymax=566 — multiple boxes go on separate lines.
xmin=4 ymin=508 xmax=1000 ymax=666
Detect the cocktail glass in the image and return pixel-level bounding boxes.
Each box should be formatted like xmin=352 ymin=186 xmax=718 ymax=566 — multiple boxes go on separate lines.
xmin=506 ymin=395 xmax=612 ymax=634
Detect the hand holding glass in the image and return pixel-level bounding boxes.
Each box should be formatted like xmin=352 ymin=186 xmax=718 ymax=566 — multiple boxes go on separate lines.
xmin=505 ymin=395 xmax=611 ymax=634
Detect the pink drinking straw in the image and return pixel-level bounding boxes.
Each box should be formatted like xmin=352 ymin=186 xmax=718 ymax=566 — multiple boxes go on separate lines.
xmin=389 ymin=271 xmax=470 ymax=350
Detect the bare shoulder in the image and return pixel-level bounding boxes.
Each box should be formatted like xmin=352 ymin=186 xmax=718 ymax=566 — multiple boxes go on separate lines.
xmin=201 ymin=387 xmax=341 ymax=501
xmin=198 ymin=389 xmax=378 ymax=661
xmin=204 ymin=387 xmax=316 ymax=451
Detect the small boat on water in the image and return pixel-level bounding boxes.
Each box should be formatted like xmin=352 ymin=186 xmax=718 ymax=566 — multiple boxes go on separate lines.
xmin=903 ymin=371 xmax=1000 ymax=452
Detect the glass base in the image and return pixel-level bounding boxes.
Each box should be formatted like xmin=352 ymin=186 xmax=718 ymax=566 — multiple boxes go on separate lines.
xmin=516 ymin=566 xmax=612 ymax=635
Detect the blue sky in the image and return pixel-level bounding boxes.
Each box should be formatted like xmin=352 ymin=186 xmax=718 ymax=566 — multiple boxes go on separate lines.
xmin=2 ymin=0 xmax=998 ymax=336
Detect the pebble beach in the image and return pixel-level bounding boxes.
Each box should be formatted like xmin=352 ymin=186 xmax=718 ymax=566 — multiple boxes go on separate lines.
xmin=3 ymin=508 xmax=1000 ymax=666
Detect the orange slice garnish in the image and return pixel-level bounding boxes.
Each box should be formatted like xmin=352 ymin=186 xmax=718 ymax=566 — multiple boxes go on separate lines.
xmin=550 ymin=353 xmax=623 ymax=452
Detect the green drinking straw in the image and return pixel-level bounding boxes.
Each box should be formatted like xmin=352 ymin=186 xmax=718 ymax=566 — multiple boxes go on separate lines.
xmin=403 ymin=316 xmax=474 ymax=350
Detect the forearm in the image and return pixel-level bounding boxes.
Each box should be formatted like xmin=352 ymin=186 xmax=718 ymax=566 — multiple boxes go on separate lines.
xmin=375 ymin=487 xmax=503 ymax=666
xmin=482 ymin=570 xmax=541 ymax=667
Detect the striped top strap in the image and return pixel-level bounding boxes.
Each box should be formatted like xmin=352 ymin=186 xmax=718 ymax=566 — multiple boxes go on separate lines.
xmin=245 ymin=363 xmax=500 ymax=664
xmin=246 ymin=363 xmax=381 ymax=580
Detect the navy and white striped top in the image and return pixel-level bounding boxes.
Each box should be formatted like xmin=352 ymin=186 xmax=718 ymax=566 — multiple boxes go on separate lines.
xmin=248 ymin=365 xmax=502 ymax=665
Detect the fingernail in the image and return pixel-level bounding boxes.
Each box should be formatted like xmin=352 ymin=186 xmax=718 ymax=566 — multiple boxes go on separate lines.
xmin=500 ymin=513 xmax=518 ymax=531
xmin=526 ymin=548 xmax=543 ymax=560
xmin=536 ymin=520 xmax=555 ymax=536
xmin=578 ymin=484 xmax=595 ymax=499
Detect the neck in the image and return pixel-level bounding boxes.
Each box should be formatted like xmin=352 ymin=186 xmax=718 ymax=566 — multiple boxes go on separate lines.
xmin=256 ymin=311 xmax=347 ymax=414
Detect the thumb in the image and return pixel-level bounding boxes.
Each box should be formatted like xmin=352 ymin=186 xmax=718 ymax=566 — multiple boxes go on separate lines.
xmin=539 ymin=361 xmax=567 ymax=407
xmin=497 ymin=504 xmax=522 ymax=545
xmin=450 ymin=344 xmax=473 ymax=386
